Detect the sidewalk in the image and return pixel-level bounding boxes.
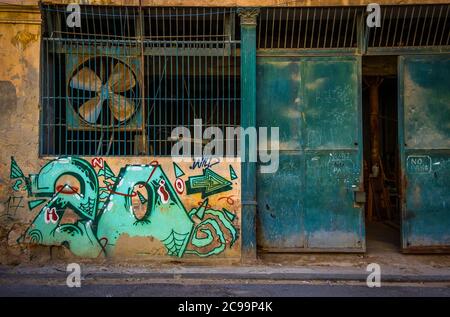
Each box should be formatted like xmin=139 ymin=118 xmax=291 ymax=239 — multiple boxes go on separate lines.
xmin=1 ymin=223 xmax=450 ymax=284
xmin=1 ymin=263 xmax=450 ymax=283
xmin=1 ymin=251 xmax=450 ymax=283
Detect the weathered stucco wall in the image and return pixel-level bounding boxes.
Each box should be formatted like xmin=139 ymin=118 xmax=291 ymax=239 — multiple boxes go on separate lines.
xmin=0 ymin=6 xmax=241 ymax=264
xmin=0 ymin=8 xmax=42 ymax=264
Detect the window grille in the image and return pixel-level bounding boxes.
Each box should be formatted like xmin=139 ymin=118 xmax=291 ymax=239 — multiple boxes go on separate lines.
xmin=256 ymin=5 xmax=449 ymax=51
xmin=40 ymin=5 xmax=241 ymax=156
xmin=366 ymin=4 xmax=450 ymax=49
xmin=257 ymin=7 xmax=363 ymax=49
xmin=40 ymin=4 xmax=449 ymax=157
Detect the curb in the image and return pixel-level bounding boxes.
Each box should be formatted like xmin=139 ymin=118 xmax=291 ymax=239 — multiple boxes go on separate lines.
xmin=1 ymin=271 xmax=450 ymax=283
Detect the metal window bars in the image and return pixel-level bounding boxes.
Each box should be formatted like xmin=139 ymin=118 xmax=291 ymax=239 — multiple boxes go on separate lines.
xmin=256 ymin=5 xmax=449 ymax=50
xmin=257 ymin=7 xmax=362 ymax=49
xmin=40 ymin=4 xmax=449 ymax=156
xmin=366 ymin=4 xmax=450 ymax=50
xmin=40 ymin=5 xmax=240 ymax=156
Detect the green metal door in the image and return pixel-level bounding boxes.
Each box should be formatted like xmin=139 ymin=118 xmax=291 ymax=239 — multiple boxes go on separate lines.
xmin=256 ymin=55 xmax=364 ymax=252
xmin=399 ymin=55 xmax=450 ymax=252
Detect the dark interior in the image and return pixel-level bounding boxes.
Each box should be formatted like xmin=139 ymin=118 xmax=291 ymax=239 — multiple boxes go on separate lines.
xmin=362 ymin=56 xmax=401 ymax=249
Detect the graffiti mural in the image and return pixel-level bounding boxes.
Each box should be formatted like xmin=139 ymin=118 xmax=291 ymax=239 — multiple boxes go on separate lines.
xmin=189 ymin=156 xmax=221 ymax=170
xmin=9 ymin=157 xmax=239 ymax=258
xmin=185 ymin=168 xmax=233 ymax=199
xmin=1 ymin=195 xmax=24 ymax=219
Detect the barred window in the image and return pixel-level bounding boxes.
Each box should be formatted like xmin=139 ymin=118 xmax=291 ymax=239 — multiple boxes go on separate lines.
xmin=256 ymin=5 xmax=449 ymax=51
xmin=367 ymin=4 xmax=450 ymax=49
xmin=40 ymin=5 xmax=241 ymax=156
xmin=257 ymin=7 xmax=361 ymax=49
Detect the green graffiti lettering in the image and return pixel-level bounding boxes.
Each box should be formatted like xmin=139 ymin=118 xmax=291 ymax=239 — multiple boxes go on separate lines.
xmin=12 ymin=157 xmax=238 ymax=259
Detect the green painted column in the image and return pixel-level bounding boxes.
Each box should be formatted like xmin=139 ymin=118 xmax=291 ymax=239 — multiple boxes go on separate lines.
xmin=237 ymin=8 xmax=259 ymax=261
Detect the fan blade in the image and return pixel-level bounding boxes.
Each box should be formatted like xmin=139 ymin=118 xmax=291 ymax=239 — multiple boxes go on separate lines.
xmin=108 ymin=62 xmax=136 ymax=93
xmin=70 ymin=67 xmax=102 ymax=92
xmin=78 ymin=96 xmax=103 ymax=124
xmin=109 ymin=94 xmax=136 ymax=122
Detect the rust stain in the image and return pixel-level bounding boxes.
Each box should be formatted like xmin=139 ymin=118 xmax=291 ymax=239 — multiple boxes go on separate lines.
xmin=11 ymin=30 xmax=38 ymax=51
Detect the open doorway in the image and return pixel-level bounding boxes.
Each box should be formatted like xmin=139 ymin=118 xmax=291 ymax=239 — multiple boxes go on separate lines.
xmin=362 ymin=56 xmax=401 ymax=252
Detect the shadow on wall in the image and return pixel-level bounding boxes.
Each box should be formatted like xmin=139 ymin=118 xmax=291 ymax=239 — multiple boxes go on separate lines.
xmin=0 ymin=81 xmax=17 ymax=112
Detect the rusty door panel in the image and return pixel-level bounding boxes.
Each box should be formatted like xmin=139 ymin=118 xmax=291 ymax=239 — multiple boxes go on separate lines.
xmin=257 ymin=154 xmax=305 ymax=249
xmin=305 ymin=151 xmax=363 ymax=249
xmin=302 ymin=59 xmax=363 ymax=250
xmin=256 ymin=56 xmax=364 ymax=252
xmin=256 ymin=59 xmax=305 ymax=250
xmin=399 ymin=55 xmax=450 ymax=252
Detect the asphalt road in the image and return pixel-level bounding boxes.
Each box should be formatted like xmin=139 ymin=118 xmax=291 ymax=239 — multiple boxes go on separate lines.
xmin=1 ymin=280 xmax=450 ymax=297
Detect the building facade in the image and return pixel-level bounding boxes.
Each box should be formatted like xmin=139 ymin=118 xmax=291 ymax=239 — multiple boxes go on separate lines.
xmin=0 ymin=0 xmax=449 ymax=264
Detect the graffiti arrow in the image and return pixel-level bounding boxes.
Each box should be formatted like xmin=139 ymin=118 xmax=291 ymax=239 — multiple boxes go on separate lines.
xmin=186 ymin=169 xmax=232 ymax=199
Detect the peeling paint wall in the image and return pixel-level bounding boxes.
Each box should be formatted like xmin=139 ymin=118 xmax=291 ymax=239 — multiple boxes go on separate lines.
xmin=0 ymin=8 xmax=42 ymax=264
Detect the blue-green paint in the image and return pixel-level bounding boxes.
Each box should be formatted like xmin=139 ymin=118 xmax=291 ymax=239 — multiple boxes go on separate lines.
xmin=10 ymin=156 xmax=25 ymax=179
xmin=222 ymin=208 xmax=236 ymax=222
xmin=185 ymin=168 xmax=232 ymax=199
xmin=240 ymin=19 xmax=258 ymax=258
xmin=27 ymin=199 xmax=47 ymax=210
xmin=256 ymin=56 xmax=364 ymax=252
xmin=399 ymin=55 xmax=450 ymax=250
xmin=229 ymin=165 xmax=238 ymax=180
xmin=173 ymin=162 xmax=185 ymax=178
xmin=12 ymin=180 xmax=23 ymax=191
xmin=10 ymin=156 xmax=28 ymax=192
xmin=96 ymin=164 xmax=193 ymax=257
